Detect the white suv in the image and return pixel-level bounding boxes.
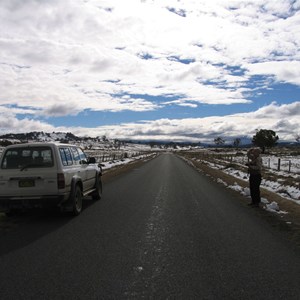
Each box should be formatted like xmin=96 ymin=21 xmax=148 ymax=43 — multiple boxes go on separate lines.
xmin=0 ymin=142 xmax=102 ymax=216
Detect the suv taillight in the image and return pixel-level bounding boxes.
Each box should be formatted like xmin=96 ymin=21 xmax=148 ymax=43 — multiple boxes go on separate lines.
xmin=57 ymin=173 xmax=65 ymax=189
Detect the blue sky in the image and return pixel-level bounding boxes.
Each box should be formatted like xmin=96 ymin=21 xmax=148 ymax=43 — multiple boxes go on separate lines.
xmin=0 ymin=0 xmax=300 ymax=143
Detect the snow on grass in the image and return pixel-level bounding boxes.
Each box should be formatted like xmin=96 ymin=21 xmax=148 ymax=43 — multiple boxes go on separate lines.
xmin=100 ymin=153 xmax=156 ymax=171
xmin=186 ymin=155 xmax=300 ymax=215
xmin=224 ymin=181 xmax=289 ymax=215
xmin=225 ymin=153 xmax=300 ymax=175
xmin=222 ymin=167 xmax=300 ymax=205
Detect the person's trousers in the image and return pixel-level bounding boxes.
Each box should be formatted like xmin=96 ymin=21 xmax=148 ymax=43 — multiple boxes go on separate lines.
xmin=249 ymin=174 xmax=262 ymax=204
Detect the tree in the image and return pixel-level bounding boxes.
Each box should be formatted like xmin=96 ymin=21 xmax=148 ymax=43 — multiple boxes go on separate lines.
xmin=233 ymin=138 xmax=241 ymax=148
xmin=214 ymin=137 xmax=225 ymax=146
xmin=0 ymin=139 xmax=13 ymax=147
xmin=149 ymin=142 xmax=156 ymax=148
xmin=252 ymin=129 xmax=279 ymax=153
xmin=114 ymin=139 xmax=121 ymax=149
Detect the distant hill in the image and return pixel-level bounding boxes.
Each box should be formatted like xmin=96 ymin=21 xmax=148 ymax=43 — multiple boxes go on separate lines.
xmin=0 ymin=131 xmax=148 ymax=150
xmin=0 ymin=131 xmax=298 ymax=149
xmin=0 ymin=131 xmax=101 ymax=145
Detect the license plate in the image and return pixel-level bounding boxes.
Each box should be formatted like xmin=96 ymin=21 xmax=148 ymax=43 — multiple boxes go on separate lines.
xmin=19 ymin=179 xmax=35 ymax=188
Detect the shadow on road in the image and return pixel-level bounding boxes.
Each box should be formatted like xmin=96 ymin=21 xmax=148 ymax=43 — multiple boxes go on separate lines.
xmin=0 ymin=197 xmax=97 ymax=256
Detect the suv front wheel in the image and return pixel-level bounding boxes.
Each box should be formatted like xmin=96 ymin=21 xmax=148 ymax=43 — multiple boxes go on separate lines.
xmin=92 ymin=175 xmax=102 ymax=200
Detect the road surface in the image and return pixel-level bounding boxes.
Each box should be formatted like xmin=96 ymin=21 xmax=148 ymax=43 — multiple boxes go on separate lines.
xmin=0 ymin=153 xmax=299 ymax=299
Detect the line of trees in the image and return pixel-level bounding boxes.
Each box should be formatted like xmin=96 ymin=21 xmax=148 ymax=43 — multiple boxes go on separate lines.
xmin=214 ymin=129 xmax=280 ymax=153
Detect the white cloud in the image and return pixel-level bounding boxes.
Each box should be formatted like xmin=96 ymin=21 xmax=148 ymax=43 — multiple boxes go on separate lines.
xmin=0 ymin=115 xmax=54 ymax=134
xmin=245 ymin=61 xmax=300 ymax=85
xmin=0 ymin=101 xmax=291 ymax=143
xmin=0 ymin=0 xmax=299 ymax=140
xmin=0 ymin=101 xmax=299 ymax=142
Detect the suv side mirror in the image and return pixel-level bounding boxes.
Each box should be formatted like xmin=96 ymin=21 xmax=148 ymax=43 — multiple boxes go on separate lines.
xmin=88 ymin=157 xmax=96 ymax=164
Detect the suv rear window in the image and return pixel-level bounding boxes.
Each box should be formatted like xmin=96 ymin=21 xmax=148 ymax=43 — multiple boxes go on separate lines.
xmin=1 ymin=146 xmax=54 ymax=169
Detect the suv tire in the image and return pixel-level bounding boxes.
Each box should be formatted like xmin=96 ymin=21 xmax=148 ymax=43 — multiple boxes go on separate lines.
xmin=71 ymin=185 xmax=83 ymax=216
xmin=92 ymin=175 xmax=102 ymax=200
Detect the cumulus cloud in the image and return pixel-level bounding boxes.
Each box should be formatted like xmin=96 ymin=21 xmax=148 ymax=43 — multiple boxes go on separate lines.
xmin=0 ymin=0 xmax=299 ymax=140
xmin=0 ymin=115 xmax=55 ymax=135
xmin=251 ymin=101 xmax=300 ymax=118
xmin=245 ymin=61 xmax=300 ymax=85
xmin=33 ymin=102 xmax=300 ymax=143
xmin=0 ymin=101 xmax=299 ymax=142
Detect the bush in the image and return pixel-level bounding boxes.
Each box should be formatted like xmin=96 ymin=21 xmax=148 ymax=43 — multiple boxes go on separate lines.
xmin=235 ymin=152 xmax=244 ymax=156
xmin=0 ymin=140 xmax=13 ymax=147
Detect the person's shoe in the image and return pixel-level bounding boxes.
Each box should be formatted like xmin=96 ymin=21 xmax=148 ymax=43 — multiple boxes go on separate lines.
xmin=248 ymin=203 xmax=255 ymax=206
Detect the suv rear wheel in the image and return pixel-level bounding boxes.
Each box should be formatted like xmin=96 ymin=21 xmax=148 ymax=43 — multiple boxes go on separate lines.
xmin=71 ymin=185 xmax=83 ymax=216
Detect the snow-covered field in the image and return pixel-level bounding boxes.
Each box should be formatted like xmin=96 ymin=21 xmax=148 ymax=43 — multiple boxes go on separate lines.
xmin=211 ymin=161 xmax=299 ymax=210
xmin=231 ymin=155 xmax=300 ymax=174
xmin=83 ymin=143 xmax=160 ymax=170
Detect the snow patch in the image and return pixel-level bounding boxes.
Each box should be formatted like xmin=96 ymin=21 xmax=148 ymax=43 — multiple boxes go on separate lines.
xmin=265 ymin=202 xmax=288 ymax=215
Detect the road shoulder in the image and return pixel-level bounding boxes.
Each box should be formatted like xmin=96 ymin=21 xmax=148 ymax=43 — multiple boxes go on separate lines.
xmin=178 ymin=154 xmax=300 ymax=249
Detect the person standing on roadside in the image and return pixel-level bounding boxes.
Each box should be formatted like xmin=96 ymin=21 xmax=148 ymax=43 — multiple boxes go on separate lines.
xmin=246 ymin=148 xmax=263 ymax=207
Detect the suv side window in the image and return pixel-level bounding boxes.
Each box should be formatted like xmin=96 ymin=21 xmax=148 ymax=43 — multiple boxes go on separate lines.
xmin=77 ymin=148 xmax=88 ymax=164
xmin=70 ymin=147 xmax=81 ymax=164
xmin=59 ymin=147 xmax=73 ymax=166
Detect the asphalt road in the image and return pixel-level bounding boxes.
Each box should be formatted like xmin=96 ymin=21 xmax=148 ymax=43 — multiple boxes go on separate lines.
xmin=0 ymin=153 xmax=300 ymax=299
